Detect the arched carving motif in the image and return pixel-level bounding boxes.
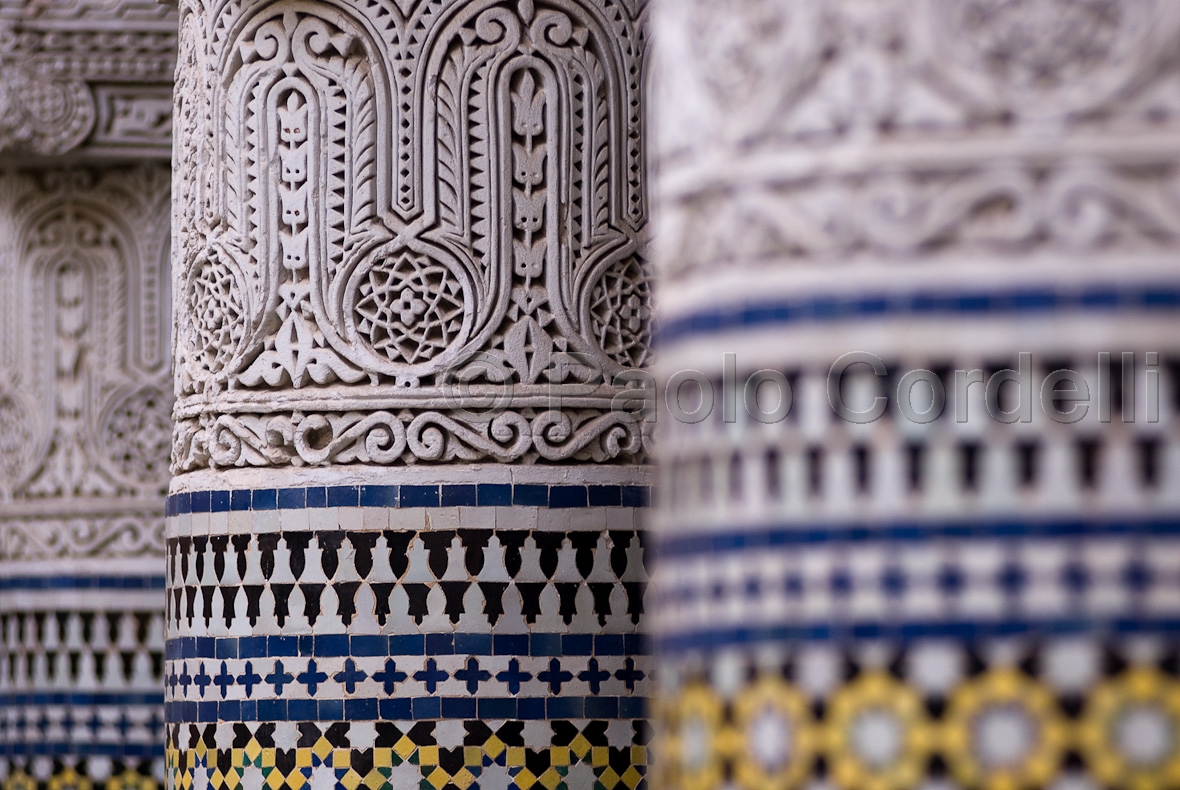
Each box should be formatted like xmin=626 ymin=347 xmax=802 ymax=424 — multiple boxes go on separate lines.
xmin=172 ymin=0 xmax=651 ymax=470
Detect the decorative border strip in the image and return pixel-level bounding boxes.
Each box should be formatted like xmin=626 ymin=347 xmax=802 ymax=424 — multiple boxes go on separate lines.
xmin=658 ymin=616 xmax=1180 ymax=653
xmin=1 ymin=743 xmax=164 ymax=759
xmin=656 ymin=284 xmax=1180 ymax=347
xmin=165 ymin=696 xmax=646 ymax=723
xmin=166 ymin=633 xmax=648 ymax=662
xmin=657 ymin=516 xmax=1180 ymax=559
xmin=0 ymin=575 xmax=166 ymax=590
xmin=166 ymin=484 xmax=651 ymax=516
xmin=0 ymin=692 xmax=163 ymax=706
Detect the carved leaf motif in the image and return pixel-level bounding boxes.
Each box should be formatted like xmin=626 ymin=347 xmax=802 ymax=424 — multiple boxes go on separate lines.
xmin=504 ymin=316 xmax=553 ymax=384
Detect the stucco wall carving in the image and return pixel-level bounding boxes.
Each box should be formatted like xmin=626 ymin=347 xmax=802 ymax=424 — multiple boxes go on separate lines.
xmin=0 ymin=0 xmax=176 ymax=159
xmin=653 ymin=0 xmax=1180 ymax=283
xmin=0 ymin=166 xmax=172 ymax=560
xmin=170 ymin=0 xmax=651 ymax=473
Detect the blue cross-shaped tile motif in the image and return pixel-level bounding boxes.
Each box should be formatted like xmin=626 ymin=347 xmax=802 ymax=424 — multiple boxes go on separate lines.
xmin=178 ymin=662 xmax=193 ymax=695
xmin=334 ymin=659 xmax=368 ymax=694
xmin=453 ymin=657 xmax=492 ymax=694
xmin=297 ymin=660 xmax=329 ymax=696
xmin=237 ymin=661 xmax=262 ymax=697
xmin=372 ymin=659 xmax=408 ymax=695
xmin=414 ymin=658 xmax=448 ymax=694
xmin=578 ymin=658 xmax=611 ymax=695
xmin=194 ymin=663 xmax=212 ymax=697
xmin=537 ymin=658 xmax=573 ymax=695
xmin=496 ymin=659 xmax=532 ymax=695
xmin=266 ymin=661 xmax=294 ymax=695
xmin=213 ymin=661 xmax=235 ymax=698
xmin=614 ymin=657 xmax=645 ymax=692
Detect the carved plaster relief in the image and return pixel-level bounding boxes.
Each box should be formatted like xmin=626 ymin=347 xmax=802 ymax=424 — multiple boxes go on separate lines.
xmin=0 ymin=167 xmax=172 ymax=560
xmin=171 ymin=0 xmax=652 ymax=473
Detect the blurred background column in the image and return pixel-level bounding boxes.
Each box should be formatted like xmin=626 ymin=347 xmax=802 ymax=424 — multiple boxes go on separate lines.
xmin=650 ymin=1 xmax=1180 ymax=789
xmin=0 ymin=0 xmax=177 ymax=787
xmin=166 ymin=0 xmax=653 ymax=787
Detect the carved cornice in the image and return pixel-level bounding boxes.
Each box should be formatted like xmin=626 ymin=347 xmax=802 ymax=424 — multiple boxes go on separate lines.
xmin=0 ymin=0 xmax=176 ymax=161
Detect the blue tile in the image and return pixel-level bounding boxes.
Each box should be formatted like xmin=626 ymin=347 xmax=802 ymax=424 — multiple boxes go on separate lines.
xmin=177 ymin=492 xmax=193 ymax=514
xmin=181 ymin=701 xmax=198 ymax=723
xmin=351 ymin=636 xmax=388 ymax=656
xmin=327 ymin=486 xmax=359 ymax=507
xmin=219 ymin=700 xmax=241 ymax=721
xmin=549 ymin=486 xmax=588 ymax=508
xmin=624 ymin=634 xmax=649 ymax=655
xmin=269 ymin=636 xmax=298 ymax=657
xmin=345 ymin=698 xmax=378 ymax=720
xmin=215 ymin=639 xmax=239 ymax=659
xmin=517 ymin=697 xmax=545 ymax=719
xmin=190 ymin=491 xmax=211 ymax=513
xmin=441 ymin=485 xmax=477 ymax=506
xmin=360 ymin=485 xmax=398 ymax=508
xmin=477 ymin=484 xmax=512 ymax=507
xmin=454 ymin=633 xmax=492 ymax=655
xmin=513 ymin=485 xmax=548 ymax=507
xmin=479 ymin=698 xmax=518 ymax=719
xmin=584 ymin=697 xmax=619 ymax=718
xmin=562 ymin=634 xmax=592 ymax=655
xmin=240 ymin=700 xmax=257 ymax=721
xmin=252 ymin=489 xmax=278 ymax=511
xmin=298 ymin=635 xmax=315 ymax=656
xmin=195 ymin=637 xmax=215 ymax=658
xmin=587 ymin=486 xmax=621 ymax=507
xmin=239 ymin=637 xmax=267 ymax=659
xmin=413 ymin=697 xmax=441 ymax=719
xmin=425 ymin=633 xmax=454 ymax=655
xmin=315 ymin=634 xmax=349 ymax=657
xmin=401 ymin=485 xmax=439 ymax=507
xmin=621 ymin=486 xmax=649 ymax=507
xmin=595 ymin=635 xmax=624 ymax=655
xmin=619 ymin=696 xmax=646 ymax=718
xmin=278 ymin=488 xmax=306 ymax=510
xmin=230 ymin=490 xmax=251 ymax=512
xmin=305 ymin=487 xmax=327 ymax=508
xmin=530 ymin=633 xmax=561 ymax=656
xmin=494 ymin=634 xmax=529 ymax=656
xmin=318 ymin=699 xmax=344 ymax=721
xmin=288 ymin=699 xmax=317 ymax=721
xmin=389 ymin=635 xmax=424 ymax=655
xmin=198 ymin=701 xmax=218 ymax=722
xmin=548 ymin=697 xmax=583 ymax=718
xmin=210 ymin=491 xmax=230 ymax=513
xmin=442 ymin=697 xmax=477 ymax=718
xmin=380 ymin=698 xmax=412 ymax=719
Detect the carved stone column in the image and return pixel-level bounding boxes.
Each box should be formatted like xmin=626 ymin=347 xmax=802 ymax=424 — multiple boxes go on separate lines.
xmin=0 ymin=168 xmax=173 ymax=787
xmin=166 ymin=0 xmax=652 ymax=787
xmin=650 ymin=1 xmax=1180 ymax=789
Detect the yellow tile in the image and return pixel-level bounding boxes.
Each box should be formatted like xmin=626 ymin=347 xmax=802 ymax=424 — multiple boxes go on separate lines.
xmin=312 ymin=739 xmax=333 ymax=763
xmin=243 ymin=741 xmax=261 ymax=764
xmin=538 ymin=768 xmax=563 ymax=790
xmin=425 ymin=768 xmax=451 ymax=790
xmin=596 ymin=768 xmax=620 ymax=789
xmin=483 ymin=736 xmax=506 ymax=760
xmin=620 ymin=767 xmax=643 ymax=789
xmin=550 ymin=747 xmax=570 ymax=767
xmin=295 ymin=749 xmax=313 ymax=768
xmin=451 ymin=769 xmax=477 ymax=790
xmin=260 ymin=749 xmax=276 ymax=770
xmin=263 ymin=769 xmax=285 ymax=790
xmin=394 ymin=737 xmax=417 ymax=761
xmin=630 ymin=746 xmax=646 ymax=765
xmin=464 ymin=747 xmax=484 ymax=766
xmin=363 ymin=770 xmax=388 ymax=790
xmin=569 ymin=735 xmax=591 ymax=760
xmin=591 ymin=747 xmax=610 ymax=767
xmin=373 ymin=749 xmax=393 ymax=768
xmin=333 ymin=749 xmax=352 ymax=769
xmin=506 ymin=747 xmax=526 ymax=767
xmin=285 ymin=771 xmax=307 ymax=790
xmin=338 ymin=770 xmax=362 ymax=790
xmin=418 ymin=746 xmax=439 ymax=766
xmin=513 ymin=769 xmax=537 ymax=790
